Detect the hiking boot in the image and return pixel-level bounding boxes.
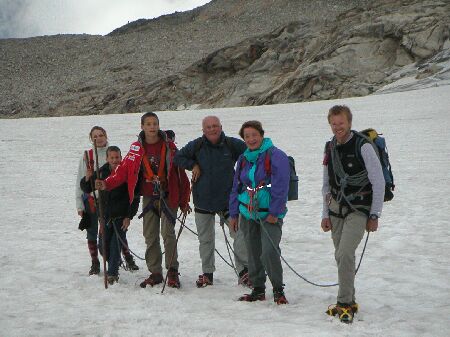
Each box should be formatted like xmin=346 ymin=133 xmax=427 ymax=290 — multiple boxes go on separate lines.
xmin=167 ymin=268 xmax=181 ymax=289
xmin=326 ymin=302 xmax=359 ymax=317
xmin=89 ymin=259 xmax=100 ymax=275
xmin=124 ymin=254 xmax=139 ymax=271
xmin=196 ymin=273 xmax=213 ymax=288
xmin=335 ymin=303 xmax=354 ymax=324
xmin=238 ymin=287 xmax=266 ymax=302
xmin=273 ymin=288 xmax=288 ymax=305
xmin=140 ymin=273 xmax=163 ymax=288
xmin=107 ymin=275 xmax=119 ymax=285
xmin=238 ymin=268 xmax=252 ymax=287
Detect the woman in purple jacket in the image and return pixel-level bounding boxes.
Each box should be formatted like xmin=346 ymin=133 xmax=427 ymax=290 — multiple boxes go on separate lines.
xmin=229 ymin=120 xmax=290 ymax=305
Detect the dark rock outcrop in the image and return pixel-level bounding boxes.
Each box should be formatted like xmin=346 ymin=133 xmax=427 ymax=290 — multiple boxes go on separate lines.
xmin=130 ymin=0 xmax=449 ymax=111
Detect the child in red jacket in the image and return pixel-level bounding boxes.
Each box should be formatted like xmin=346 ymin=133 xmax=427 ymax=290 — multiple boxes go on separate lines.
xmin=96 ymin=112 xmax=190 ymax=288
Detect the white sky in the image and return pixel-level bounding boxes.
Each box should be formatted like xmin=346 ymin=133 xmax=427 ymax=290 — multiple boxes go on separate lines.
xmin=0 ymin=0 xmax=211 ymax=38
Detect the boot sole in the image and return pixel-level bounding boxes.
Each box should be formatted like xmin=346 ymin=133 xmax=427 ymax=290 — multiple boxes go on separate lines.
xmin=238 ymin=295 xmax=266 ymax=302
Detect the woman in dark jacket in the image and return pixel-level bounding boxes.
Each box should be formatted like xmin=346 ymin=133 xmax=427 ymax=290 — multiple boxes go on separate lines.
xmin=229 ymin=120 xmax=290 ymax=304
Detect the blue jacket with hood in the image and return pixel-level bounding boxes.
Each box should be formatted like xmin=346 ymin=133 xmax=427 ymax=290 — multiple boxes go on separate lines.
xmin=174 ymin=132 xmax=246 ymax=212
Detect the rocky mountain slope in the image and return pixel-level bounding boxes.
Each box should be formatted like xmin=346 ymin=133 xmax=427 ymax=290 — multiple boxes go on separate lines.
xmin=0 ymin=0 xmax=448 ymax=118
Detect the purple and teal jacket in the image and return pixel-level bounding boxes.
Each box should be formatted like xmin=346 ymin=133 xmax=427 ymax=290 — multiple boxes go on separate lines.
xmin=229 ymin=138 xmax=289 ymax=221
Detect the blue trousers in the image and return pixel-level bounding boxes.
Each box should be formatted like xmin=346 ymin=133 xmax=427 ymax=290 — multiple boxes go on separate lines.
xmin=98 ymin=218 xmax=127 ymax=277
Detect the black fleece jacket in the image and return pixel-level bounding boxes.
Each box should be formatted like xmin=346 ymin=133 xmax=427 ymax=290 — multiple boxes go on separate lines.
xmin=80 ymin=163 xmax=140 ymax=222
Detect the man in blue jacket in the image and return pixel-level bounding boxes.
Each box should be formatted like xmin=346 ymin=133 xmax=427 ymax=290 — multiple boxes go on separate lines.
xmin=174 ymin=116 xmax=249 ymax=287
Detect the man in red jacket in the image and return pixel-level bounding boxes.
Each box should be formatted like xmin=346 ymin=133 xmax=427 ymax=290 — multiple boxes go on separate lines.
xmin=96 ymin=112 xmax=190 ymax=288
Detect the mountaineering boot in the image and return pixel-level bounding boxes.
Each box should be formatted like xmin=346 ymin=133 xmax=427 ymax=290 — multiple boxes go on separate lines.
xmin=196 ymin=273 xmax=213 ymax=288
xmin=124 ymin=254 xmax=139 ymax=271
xmin=140 ymin=272 xmax=163 ymax=288
xmin=89 ymin=259 xmax=100 ymax=275
xmin=107 ymin=275 xmax=119 ymax=285
xmin=238 ymin=267 xmax=251 ymax=287
xmin=167 ymin=268 xmax=181 ymax=288
xmin=326 ymin=302 xmax=359 ymax=317
xmin=238 ymin=287 xmax=266 ymax=302
xmin=333 ymin=303 xmax=355 ymax=324
xmin=273 ymin=287 xmax=288 ymax=305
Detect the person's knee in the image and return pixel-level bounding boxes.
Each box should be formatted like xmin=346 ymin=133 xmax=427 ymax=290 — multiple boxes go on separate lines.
xmin=260 ymin=244 xmax=278 ymax=263
xmin=198 ymin=237 xmax=214 ymax=245
xmin=335 ymin=247 xmax=355 ymax=263
xmin=145 ymin=234 xmax=160 ymax=246
xmin=196 ymin=225 xmax=214 ymax=241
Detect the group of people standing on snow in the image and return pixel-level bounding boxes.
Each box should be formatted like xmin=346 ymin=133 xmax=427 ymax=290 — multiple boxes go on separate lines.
xmin=75 ymin=105 xmax=385 ymax=323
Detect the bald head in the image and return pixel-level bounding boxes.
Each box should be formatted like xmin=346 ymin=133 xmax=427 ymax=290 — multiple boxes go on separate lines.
xmin=202 ymin=115 xmax=222 ymax=144
xmin=202 ymin=116 xmax=221 ymax=128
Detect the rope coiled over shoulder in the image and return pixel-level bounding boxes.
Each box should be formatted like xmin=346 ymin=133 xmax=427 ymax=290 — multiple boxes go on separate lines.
xmin=329 ymin=136 xmax=369 ymax=211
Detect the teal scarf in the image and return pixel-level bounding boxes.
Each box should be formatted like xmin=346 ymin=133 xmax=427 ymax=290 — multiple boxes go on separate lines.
xmin=238 ymin=138 xmax=279 ymax=220
xmin=243 ymin=138 xmax=273 ymax=188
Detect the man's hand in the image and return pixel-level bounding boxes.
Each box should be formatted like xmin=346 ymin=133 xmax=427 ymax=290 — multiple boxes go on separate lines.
xmin=191 ymin=164 xmax=201 ymax=183
xmin=77 ymin=210 xmax=84 ymax=217
xmin=181 ymin=204 xmax=192 ymax=215
xmin=321 ymin=218 xmax=332 ymax=232
xmin=366 ymin=218 xmax=378 ymax=232
xmin=122 ymin=218 xmax=131 ymax=230
xmin=95 ymin=179 xmax=106 ymax=190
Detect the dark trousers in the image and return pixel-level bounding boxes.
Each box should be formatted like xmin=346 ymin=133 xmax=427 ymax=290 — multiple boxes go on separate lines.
xmin=98 ymin=218 xmax=127 ymax=277
xmin=83 ymin=198 xmax=99 ymax=241
xmin=240 ymin=217 xmax=284 ymax=290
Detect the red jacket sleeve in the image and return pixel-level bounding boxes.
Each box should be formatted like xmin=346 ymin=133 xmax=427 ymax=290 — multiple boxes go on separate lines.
xmin=178 ymin=166 xmax=190 ymax=208
xmin=104 ymin=160 xmax=129 ymax=191
xmin=104 ymin=142 xmax=142 ymax=193
xmin=166 ymin=141 xmax=190 ymax=209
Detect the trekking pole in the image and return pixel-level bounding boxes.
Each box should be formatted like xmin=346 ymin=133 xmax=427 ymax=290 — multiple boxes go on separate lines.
xmin=94 ymin=140 xmax=108 ymax=289
xmin=161 ymin=212 xmax=187 ymax=294
xmin=219 ymin=217 xmax=239 ymax=278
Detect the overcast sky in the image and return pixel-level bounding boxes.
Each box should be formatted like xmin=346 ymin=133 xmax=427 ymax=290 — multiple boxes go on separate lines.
xmin=0 ymin=0 xmax=211 ymax=39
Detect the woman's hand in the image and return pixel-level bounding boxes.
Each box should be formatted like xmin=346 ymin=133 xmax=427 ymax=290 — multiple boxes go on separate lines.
xmin=85 ymin=167 xmax=94 ymax=181
xmin=266 ymin=214 xmax=278 ymax=224
xmin=229 ymin=217 xmax=238 ymax=231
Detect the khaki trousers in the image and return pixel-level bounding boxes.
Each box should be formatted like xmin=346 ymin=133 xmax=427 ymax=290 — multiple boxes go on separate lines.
xmin=194 ymin=212 xmax=247 ymax=274
xmin=329 ymin=198 xmax=369 ymax=304
xmin=142 ymin=196 xmax=179 ymax=274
